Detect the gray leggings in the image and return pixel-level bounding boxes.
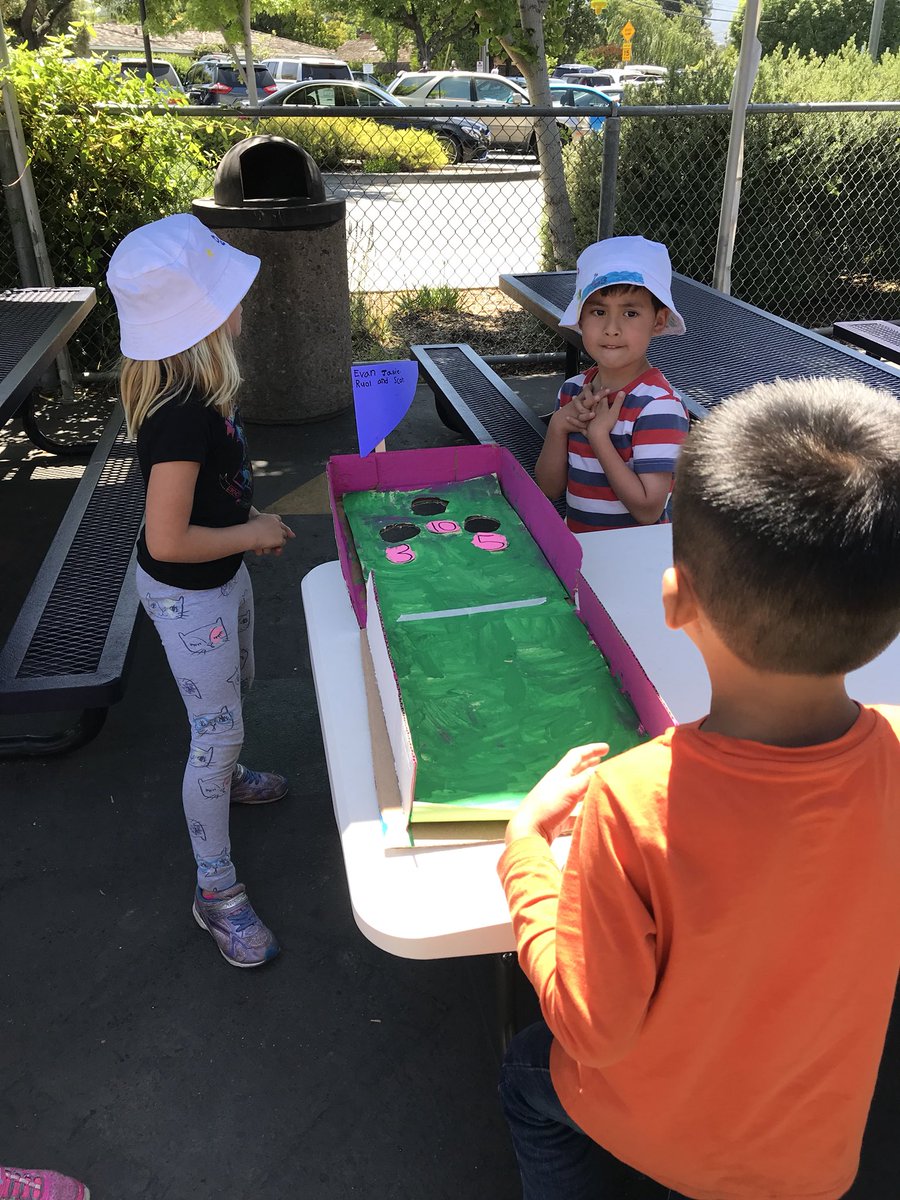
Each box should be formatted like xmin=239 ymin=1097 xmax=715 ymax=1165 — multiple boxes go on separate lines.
xmin=136 ymin=562 xmax=255 ymax=892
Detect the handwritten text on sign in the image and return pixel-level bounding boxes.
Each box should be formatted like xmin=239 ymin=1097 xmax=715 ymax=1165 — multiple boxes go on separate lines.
xmin=351 ymin=360 xmax=419 ymax=457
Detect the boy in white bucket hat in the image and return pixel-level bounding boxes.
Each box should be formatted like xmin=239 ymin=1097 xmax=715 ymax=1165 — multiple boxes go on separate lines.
xmin=535 ymin=236 xmax=689 ymax=532
xmin=107 ymin=214 xmax=295 ymax=969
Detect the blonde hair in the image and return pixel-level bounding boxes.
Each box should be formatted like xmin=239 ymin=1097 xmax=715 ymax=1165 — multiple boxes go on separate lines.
xmin=120 ymin=322 xmax=242 ymax=440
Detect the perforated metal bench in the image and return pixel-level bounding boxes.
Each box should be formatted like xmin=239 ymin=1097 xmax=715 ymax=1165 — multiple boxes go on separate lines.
xmin=410 ymin=343 xmax=566 ymax=517
xmin=0 ymin=404 xmax=145 ymax=758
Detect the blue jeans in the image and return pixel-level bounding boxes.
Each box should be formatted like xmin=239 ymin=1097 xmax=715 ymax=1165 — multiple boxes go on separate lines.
xmin=499 ymin=1021 xmax=686 ymax=1199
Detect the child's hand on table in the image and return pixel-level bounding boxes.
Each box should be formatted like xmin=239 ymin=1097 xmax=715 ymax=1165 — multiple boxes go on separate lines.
xmin=505 ymin=744 xmax=609 ymax=845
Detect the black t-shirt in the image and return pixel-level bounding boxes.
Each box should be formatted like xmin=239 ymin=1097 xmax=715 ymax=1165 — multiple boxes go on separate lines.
xmin=136 ymin=392 xmax=253 ymax=589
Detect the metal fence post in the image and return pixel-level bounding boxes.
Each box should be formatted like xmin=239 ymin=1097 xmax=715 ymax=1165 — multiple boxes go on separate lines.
xmin=597 ymin=102 xmax=621 ymax=241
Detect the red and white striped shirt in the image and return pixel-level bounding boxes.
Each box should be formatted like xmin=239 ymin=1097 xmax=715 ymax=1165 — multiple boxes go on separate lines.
xmin=558 ymin=366 xmax=689 ymax=533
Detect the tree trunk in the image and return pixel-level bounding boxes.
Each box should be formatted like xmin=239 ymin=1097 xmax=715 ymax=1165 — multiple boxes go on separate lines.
xmin=413 ymin=22 xmax=428 ymax=69
xmin=480 ymin=0 xmax=577 ymax=267
xmin=241 ymin=0 xmax=258 ymax=107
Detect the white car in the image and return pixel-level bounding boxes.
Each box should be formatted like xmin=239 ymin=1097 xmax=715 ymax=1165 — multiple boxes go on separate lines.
xmin=561 ymin=65 xmax=667 ymax=98
xmin=117 ymin=58 xmax=184 ymax=94
xmin=261 ymin=56 xmax=352 ymax=86
xmin=387 ymin=70 xmax=570 ymax=154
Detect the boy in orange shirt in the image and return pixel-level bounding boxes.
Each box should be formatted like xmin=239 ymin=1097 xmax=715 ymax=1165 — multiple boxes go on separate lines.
xmin=498 ymin=377 xmax=900 ymax=1200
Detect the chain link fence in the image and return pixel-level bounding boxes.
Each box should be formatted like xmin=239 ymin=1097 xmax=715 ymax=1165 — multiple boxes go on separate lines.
xmin=2 ymin=101 xmax=898 ymax=384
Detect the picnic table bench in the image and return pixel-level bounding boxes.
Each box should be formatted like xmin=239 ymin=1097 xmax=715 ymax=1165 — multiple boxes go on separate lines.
xmin=0 ymin=289 xmax=145 ymax=758
xmin=413 ymin=274 xmax=900 ymax=490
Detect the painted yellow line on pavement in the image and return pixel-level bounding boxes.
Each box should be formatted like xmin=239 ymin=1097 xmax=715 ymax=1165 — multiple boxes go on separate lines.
xmin=267 ymin=472 xmax=331 ymax=516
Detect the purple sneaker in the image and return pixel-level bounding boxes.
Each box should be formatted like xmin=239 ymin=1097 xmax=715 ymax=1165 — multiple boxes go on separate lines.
xmin=192 ymin=883 xmax=280 ymax=968
xmin=230 ymin=764 xmax=288 ymax=805
xmin=0 ymin=1166 xmax=89 ymax=1200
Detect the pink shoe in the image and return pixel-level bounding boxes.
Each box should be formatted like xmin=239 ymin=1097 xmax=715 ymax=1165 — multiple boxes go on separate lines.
xmin=0 ymin=1166 xmax=89 ymax=1200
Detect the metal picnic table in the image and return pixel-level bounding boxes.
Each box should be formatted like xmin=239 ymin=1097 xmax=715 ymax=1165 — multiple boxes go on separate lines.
xmin=500 ymin=271 xmax=900 ymax=416
xmin=832 ymin=319 xmax=900 ymax=367
xmin=0 ymin=286 xmax=96 ymax=452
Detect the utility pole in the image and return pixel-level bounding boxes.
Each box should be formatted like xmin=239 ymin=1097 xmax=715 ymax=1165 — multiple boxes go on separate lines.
xmin=868 ymin=0 xmax=886 ymax=60
xmin=137 ymin=0 xmax=154 ymax=76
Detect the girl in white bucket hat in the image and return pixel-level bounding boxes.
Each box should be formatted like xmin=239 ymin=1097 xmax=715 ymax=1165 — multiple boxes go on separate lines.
xmin=536 ymin=235 xmax=690 ymax=534
xmin=108 ymin=213 xmax=295 ymax=968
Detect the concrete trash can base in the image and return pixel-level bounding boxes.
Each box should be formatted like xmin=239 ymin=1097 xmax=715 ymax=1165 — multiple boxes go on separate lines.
xmin=193 ymin=136 xmax=352 ymax=424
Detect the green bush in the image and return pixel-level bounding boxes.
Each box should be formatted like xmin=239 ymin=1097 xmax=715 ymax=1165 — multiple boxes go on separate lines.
xmin=393 ymin=285 xmax=462 ymax=317
xmin=250 ymin=114 xmax=448 ymax=171
xmin=551 ymin=47 xmax=900 ymax=325
xmin=1 ymin=41 xmax=213 ymax=370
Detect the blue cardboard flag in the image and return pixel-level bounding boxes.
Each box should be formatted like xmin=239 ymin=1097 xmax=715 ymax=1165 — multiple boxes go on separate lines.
xmin=352 ymin=361 xmax=418 ymax=457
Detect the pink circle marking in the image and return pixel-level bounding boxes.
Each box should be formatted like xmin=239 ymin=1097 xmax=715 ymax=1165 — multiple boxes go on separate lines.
xmin=471 ymin=532 xmax=508 ymax=552
xmin=425 ymin=519 xmax=460 ymax=535
xmin=385 ymin=544 xmax=416 ymax=564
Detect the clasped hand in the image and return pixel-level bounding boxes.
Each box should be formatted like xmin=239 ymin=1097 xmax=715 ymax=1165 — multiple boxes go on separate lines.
xmin=551 ymin=381 xmax=627 ymax=439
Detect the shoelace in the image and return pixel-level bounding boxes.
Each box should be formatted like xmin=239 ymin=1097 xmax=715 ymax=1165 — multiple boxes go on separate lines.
xmin=225 ymin=900 xmax=258 ymax=934
xmin=234 ymin=766 xmax=261 ymax=788
xmin=1 ymin=1170 xmax=41 ymax=1200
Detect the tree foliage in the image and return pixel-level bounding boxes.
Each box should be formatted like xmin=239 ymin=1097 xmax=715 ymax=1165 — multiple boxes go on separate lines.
xmin=4 ymin=0 xmax=78 ymax=49
xmin=341 ymin=0 xmax=479 ymax=69
xmin=253 ymin=3 xmax=352 ymax=51
xmin=730 ymin=0 xmax=900 ymax=58
xmin=589 ymin=0 xmax=716 ymax=68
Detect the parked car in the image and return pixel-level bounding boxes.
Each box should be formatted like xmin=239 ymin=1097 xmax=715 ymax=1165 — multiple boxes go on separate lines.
xmin=250 ymin=79 xmax=492 ymax=164
xmin=561 ymin=66 xmax=667 ymax=98
xmin=117 ymin=58 xmax=184 ymax=95
xmin=386 ymin=70 xmax=570 ymax=154
xmin=184 ymin=59 xmax=277 ymax=106
xmin=548 ymin=80 xmax=613 ymax=134
xmin=551 ymin=62 xmax=595 ymax=78
xmin=261 ymin=56 xmax=352 ymax=85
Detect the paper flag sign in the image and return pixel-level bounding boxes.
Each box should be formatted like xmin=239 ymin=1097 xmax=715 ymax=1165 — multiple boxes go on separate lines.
xmin=352 ymin=361 xmax=419 ymax=457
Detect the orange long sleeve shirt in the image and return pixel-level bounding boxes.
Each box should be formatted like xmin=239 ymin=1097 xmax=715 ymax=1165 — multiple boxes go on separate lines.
xmin=498 ymin=704 xmax=900 ymax=1200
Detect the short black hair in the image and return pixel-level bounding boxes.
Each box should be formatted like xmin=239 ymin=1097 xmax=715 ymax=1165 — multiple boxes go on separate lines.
xmin=672 ymin=377 xmax=900 ymax=675
xmin=590 ymin=282 xmax=665 ymax=314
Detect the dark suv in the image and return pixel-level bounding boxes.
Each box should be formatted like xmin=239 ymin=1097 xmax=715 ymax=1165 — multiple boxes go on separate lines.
xmin=184 ymin=58 xmax=277 ymax=107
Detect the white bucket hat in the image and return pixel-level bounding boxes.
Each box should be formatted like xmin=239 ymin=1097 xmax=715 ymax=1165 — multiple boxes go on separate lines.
xmin=559 ymin=235 xmax=686 ymax=336
xmin=107 ymin=213 xmax=260 ymax=360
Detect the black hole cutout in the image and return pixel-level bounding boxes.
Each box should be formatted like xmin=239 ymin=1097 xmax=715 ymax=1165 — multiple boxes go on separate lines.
xmin=380 ymin=522 xmax=421 ymax=543
xmin=464 ymin=515 xmax=501 ymax=533
xmin=411 ymin=496 xmax=449 ymax=515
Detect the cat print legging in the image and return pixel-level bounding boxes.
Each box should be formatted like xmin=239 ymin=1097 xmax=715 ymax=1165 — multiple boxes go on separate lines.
xmin=136 ymin=562 xmax=255 ymax=893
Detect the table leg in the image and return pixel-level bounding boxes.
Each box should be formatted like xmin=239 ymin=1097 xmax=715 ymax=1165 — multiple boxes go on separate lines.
xmin=20 ymin=391 xmax=99 ymax=456
xmin=565 ymin=342 xmax=580 ymax=378
xmin=496 ymin=951 xmax=518 ymax=1054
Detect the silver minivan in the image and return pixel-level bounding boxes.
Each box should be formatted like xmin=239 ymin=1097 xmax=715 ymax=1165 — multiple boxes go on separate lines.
xmin=262 ymin=56 xmax=352 ymax=86
xmin=387 ymin=71 xmax=569 ymax=154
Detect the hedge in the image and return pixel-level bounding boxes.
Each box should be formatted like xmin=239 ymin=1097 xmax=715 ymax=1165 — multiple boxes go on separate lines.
xmin=553 ymin=46 xmax=900 ymax=326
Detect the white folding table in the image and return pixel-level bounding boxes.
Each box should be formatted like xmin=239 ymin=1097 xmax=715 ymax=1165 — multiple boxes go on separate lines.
xmin=302 ymin=525 xmax=899 ymax=962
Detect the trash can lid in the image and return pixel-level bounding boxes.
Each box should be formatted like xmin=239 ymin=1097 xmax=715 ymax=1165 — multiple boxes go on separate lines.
xmin=194 ymin=135 xmax=345 ymax=230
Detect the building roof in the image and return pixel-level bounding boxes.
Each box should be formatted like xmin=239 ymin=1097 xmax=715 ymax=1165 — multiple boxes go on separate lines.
xmin=89 ymin=22 xmax=334 ymax=59
xmin=334 ymin=33 xmax=412 ymax=63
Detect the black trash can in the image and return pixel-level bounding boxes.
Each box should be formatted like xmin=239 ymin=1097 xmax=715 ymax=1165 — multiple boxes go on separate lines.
xmin=193 ymin=136 xmax=352 ymax=423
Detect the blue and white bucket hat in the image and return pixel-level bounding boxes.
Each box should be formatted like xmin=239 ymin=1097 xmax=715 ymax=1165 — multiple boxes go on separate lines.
xmin=559 ymin=235 xmax=686 ymax=336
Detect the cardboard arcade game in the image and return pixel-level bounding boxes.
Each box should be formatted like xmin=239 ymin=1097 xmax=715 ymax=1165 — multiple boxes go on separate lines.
xmin=328 ymin=445 xmax=672 ymax=839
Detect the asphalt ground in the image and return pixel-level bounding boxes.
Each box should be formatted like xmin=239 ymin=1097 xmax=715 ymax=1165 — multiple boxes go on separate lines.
xmin=0 ymin=377 xmax=896 ymax=1200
